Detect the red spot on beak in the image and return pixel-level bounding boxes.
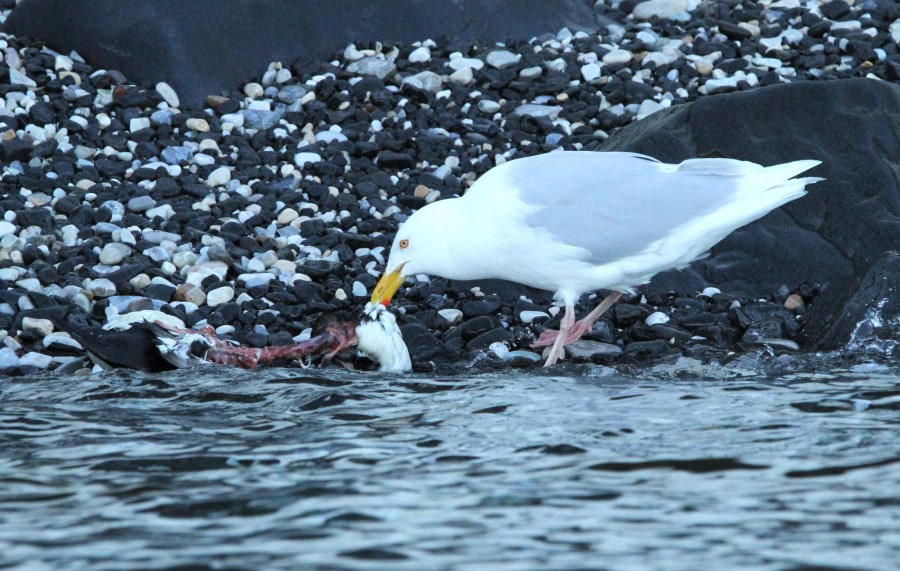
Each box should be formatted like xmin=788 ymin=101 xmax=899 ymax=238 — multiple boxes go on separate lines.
xmin=380 ymin=298 xmax=391 ymax=306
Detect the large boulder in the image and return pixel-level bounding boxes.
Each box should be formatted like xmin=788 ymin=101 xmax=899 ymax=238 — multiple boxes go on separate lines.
xmin=600 ymin=78 xmax=900 ymax=350
xmin=3 ymin=0 xmax=600 ymax=106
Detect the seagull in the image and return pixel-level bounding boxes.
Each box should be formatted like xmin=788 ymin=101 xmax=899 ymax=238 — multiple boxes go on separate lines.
xmin=371 ymin=151 xmax=823 ymax=366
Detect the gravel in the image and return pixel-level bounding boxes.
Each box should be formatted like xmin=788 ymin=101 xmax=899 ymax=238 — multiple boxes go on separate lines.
xmin=1 ymin=0 xmax=895 ymax=374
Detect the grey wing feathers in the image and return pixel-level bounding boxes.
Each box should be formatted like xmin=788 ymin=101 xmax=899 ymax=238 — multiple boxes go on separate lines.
xmin=513 ymin=152 xmax=745 ymax=264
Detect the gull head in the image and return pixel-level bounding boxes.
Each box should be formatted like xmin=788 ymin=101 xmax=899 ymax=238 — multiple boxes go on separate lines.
xmin=371 ymin=200 xmax=461 ymax=305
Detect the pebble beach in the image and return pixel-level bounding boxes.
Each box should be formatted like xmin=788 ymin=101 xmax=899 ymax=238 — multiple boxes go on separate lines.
xmin=1 ymin=0 xmax=898 ymax=374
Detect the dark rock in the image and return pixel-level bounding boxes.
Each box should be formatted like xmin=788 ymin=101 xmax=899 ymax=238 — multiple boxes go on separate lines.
xmin=613 ymin=303 xmax=648 ymax=327
xmin=461 ymin=298 xmax=502 ymax=317
xmin=15 ymin=209 xmax=53 ymax=229
xmin=376 ymin=151 xmax=414 ymax=169
xmin=245 ymin=332 xmax=268 ymax=348
xmin=400 ymin=323 xmax=459 ymax=363
xmin=819 ymin=0 xmax=851 ymax=19
xmin=717 ymin=21 xmax=753 ymax=41
xmin=29 ymin=101 xmax=56 ymax=125
xmin=623 ymin=340 xmax=668 ymax=358
xmin=741 ymin=318 xmax=784 ymax=343
xmin=461 ymin=315 xmax=499 ymax=340
xmin=466 ymin=328 xmax=512 ymax=350
xmin=1 ymin=137 xmax=32 ymax=162
xmin=145 ymin=283 xmax=175 ymax=303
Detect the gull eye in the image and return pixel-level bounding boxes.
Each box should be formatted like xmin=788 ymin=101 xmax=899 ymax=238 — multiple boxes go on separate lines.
xmin=399 ymin=239 xmax=409 ymax=249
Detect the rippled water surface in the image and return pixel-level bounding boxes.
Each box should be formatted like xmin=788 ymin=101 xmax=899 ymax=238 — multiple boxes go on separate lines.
xmin=2 ymin=361 xmax=899 ymax=570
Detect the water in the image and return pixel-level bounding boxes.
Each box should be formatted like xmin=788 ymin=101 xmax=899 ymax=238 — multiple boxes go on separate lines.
xmin=2 ymin=359 xmax=899 ymax=570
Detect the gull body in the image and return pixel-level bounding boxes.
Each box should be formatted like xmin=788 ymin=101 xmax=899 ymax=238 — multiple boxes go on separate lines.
xmin=373 ymin=151 xmax=824 ymax=366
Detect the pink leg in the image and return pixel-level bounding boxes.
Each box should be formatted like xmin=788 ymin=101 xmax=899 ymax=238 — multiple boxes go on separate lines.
xmin=532 ymin=292 xmax=623 ymax=349
xmin=570 ymin=291 xmax=622 ymax=340
xmin=543 ymin=303 xmax=575 ymax=367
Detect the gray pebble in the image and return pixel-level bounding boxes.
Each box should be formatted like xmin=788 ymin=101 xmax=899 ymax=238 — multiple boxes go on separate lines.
xmin=87 ymin=278 xmax=117 ymax=297
xmin=486 ymin=50 xmax=520 ymax=69
xmin=347 ymin=57 xmax=397 ymax=79
xmin=162 ymin=146 xmax=191 ymax=164
xmin=519 ymin=66 xmax=542 ymax=79
xmin=143 ymin=246 xmax=170 ymax=263
xmin=514 ymin=104 xmax=562 ymax=119
xmin=478 ymin=100 xmax=501 ymax=113
xmin=127 ymin=195 xmax=156 ymax=212
xmin=277 ymin=85 xmax=307 ymax=104
xmin=402 ymin=70 xmax=443 ymax=93
xmin=237 ymin=273 xmax=275 ymax=289
xmin=566 ymin=340 xmax=623 ymax=359
xmin=151 ymin=109 xmax=175 ymax=125
xmin=142 ymin=230 xmax=182 ymax=244
xmin=242 ymin=109 xmax=281 ymax=130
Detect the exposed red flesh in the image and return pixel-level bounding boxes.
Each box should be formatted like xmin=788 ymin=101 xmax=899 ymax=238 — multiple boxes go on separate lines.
xmin=156 ymin=321 xmax=359 ymax=370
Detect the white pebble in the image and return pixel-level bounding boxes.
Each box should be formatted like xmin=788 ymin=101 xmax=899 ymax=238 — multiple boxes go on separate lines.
xmin=449 ymin=66 xmax=474 ymax=85
xmin=602 ymin=49 xmax=633 ymax=65
xmin=408 ymin=46 xmax=431 ymax=63
xmin=185 ymin=118 xmax=209 ymax=132
xmin=129 ymin=117 xmax=151 ymax=133
xmin=438 ymin=308 xmax=463 ymax=324
xmin=486 ymin=50 xmax=520 ymax=69
xmin=478 ymin=100 xmax=501 ymax=113
xmin=636 ymin=99 xmax=663 ymax=120
xmin=646 ymin=312 xmax=670 ymax=326
xmin=207 ymin=286 xmax=235 ymax=307
xmin=155 ymin=81 xmax=180 ymax=108
xmin=206 ymin=166 xmax=231 ymax=187
xmin=244 ymin=82 xmax=264 ymax=98
xmin=19 ymin=352 xmax=52 ymax=369
xmin=294 ymin=152 xmax=321 ymax=167
xmin=43 ymin=333 xmax=81 ymax=351
xmin=22 ymin=317 xmax=54 ymax=337
xmin=700 ymin=287 xmax=721 ymax=297
xmin=580 ymin=63 xmax=602 ymax=82
xmin=0 ymin=221 xmax=16 ymax=238
xmin=519 ymin=310 xmax=550 ymax=324
xmin=0 ymin=347 xmax=19 ymax=370
xmin=448 ymin=57 xmax=484 ymax=71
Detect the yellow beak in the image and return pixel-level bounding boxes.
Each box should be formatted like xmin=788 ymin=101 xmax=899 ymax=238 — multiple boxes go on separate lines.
xmin=371 ymin=262 xmax=408 ymax=306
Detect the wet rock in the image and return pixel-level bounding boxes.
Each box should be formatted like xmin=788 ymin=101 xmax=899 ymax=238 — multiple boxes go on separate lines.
xmin=466 ymin=328 xmax=512 ymax=351
xmin=565 ymin=340 xmax=622 ymax=361
xmin=400 ymin=323 xmax=459 ymax=363
xmin=800 ymin=251 xmax=900 ymax=352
